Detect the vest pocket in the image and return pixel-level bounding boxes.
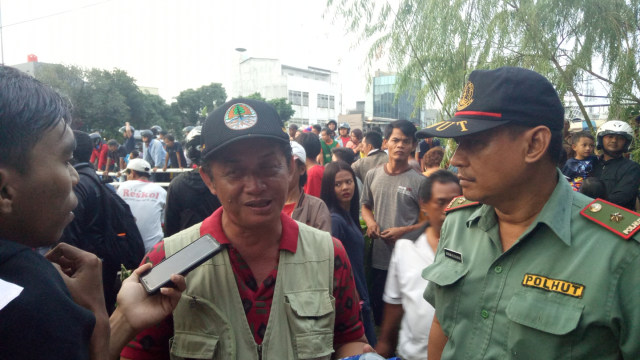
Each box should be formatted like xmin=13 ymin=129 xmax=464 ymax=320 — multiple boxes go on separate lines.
xmin=169 ymin=332 xmax=218 ymax=360
xmin=284 ymin=290 xmax=335 ymax=359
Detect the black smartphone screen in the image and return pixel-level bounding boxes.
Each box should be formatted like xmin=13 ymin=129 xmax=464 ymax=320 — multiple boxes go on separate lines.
xmin=140 ymin=234 xmax=223 ymax=294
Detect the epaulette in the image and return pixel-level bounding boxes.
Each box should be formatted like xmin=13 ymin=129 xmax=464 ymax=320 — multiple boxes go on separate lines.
xmin=580 ymin=198 xmax=640 ymax=241
xmin=445 ymin=196 xmax=481 ymax=212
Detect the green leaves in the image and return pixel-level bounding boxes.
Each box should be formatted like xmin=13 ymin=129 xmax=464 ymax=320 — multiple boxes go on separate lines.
xmin=328 ymin=0 xmax=640 ymax=124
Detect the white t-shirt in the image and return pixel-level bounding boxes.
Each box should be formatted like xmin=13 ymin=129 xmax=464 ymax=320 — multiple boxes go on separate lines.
xmin=116 ymin=180 xmax=167 ymax=253
xmin=383 ymin=233 xmax=435 ymax=360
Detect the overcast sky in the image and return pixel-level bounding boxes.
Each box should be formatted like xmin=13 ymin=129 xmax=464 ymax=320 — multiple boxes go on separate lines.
xmin=0 ymin=0 xmax=379 ymax=111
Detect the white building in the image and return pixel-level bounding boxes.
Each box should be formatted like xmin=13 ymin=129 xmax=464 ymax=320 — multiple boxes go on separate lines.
xmin=234 ymin=57 xmax=341 ymax=126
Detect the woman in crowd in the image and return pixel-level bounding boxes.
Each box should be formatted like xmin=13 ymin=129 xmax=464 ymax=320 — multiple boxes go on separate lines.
xmin=421 ymin=146 xmax=445 ymax=177
xmin=321 ymin=161 xmax=377 ymax=346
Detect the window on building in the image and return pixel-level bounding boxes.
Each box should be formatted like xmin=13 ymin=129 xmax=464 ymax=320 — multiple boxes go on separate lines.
xmin=329 ymin=96 xmax=335 ymax=109
xmin=317 ymin=94 xmax=329 ymax=108
xmin=302 ymin=92 xmax=309 ymax=106
xmin=289 ymin=90 xmax=302 ymax=105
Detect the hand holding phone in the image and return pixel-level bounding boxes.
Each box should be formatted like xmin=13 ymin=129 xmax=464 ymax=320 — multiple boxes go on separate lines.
xmin=140 ymin=234 xmax=223 ymax=294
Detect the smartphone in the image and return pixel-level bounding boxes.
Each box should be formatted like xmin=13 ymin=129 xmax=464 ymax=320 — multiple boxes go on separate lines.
xmin=140 ymin=234 xmax=223 ymax=294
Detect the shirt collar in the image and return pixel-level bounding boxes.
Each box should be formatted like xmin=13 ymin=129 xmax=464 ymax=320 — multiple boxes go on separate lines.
xmin=465 ymin=169 xmax=572 ymax=246
xmin=200 ymin=207 xmax=299 ymax=253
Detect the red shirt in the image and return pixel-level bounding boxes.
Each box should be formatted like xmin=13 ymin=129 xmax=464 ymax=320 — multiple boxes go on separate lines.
xmin=90 ymin=143 xmax=109 ymax=170
xmin=303 ymin=164 xmax=324 ymax=198
xmin=282 ymin=202 xmax=296 ymax=217
xmin=121 ymin=208 xmax=364 ymax=360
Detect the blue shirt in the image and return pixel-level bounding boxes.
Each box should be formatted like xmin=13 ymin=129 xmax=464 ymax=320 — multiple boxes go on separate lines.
xmin=144 ymin=138 xmax=166 ymax=168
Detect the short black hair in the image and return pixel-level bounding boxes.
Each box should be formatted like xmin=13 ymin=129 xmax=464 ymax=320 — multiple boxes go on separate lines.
xmin=384 ymin=120 xmax=417 ymax=142
xmin=364 ymin=131 xmax=383 ymax=150
xmin=0 ymin=66 xmax=71 ymax=174
xmin=571 ymin=131 xmax=594 ymax=143
xmin=73 ymin=131 xmax=93 ymax=164
xmin=129 ymin=150 xmax=139 ymax=159
xmin=580 ymin=177 xmax=607 ymax=199
xmin=371 ymin=126 xmax=383 ymax=135
xmin=312 ymin=124 xmax=322 ymax=132
xmin=165 ymin=134 xmax=175 ymax=142
xmin=331 ymin=147 xmax=356 ymax=165
xmin=295 ymin=132 xmax=321 ymax=159
xmin=322 ymin=127 xmax=336 ymax=138
xmin=419 ymin=169 xmax=460 ymax=202
xmin=107 ymin=139 xmax=119 ymax=147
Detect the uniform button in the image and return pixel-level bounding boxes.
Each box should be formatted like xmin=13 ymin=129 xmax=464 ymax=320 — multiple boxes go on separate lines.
xmin=494 ymin=265 xmax=503 ymax=273
xmin=481 ymin=309 xmax=489 ymax=319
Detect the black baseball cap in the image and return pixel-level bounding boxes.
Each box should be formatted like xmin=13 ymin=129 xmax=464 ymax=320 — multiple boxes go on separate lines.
xmin=201 ymin=98 xmax=289 ymax=160
xmin=416 ymin=67 xmax=564 ymax=138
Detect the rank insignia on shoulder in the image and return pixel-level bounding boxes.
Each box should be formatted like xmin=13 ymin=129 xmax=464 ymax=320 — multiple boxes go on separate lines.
xmin=445 ymin=196 xmax=480 ymax=212
xmin=580 ymin=199 xmax=640 ymax=240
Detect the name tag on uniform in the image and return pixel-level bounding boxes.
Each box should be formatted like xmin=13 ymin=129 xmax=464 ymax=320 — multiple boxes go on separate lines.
xmin=522 ymin=274 xmax=585 ymax=298
xmin=444 ymin=248 xmax=463 ymax=263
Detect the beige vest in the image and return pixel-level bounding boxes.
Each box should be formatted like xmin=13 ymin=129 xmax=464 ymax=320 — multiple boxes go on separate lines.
xmin=164 ymin=222 xmax=335 ymax=360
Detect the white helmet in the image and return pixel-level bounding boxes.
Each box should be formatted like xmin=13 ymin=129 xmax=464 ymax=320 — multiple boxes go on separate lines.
xmin=596 ymin=120 xmax=634 ymax=152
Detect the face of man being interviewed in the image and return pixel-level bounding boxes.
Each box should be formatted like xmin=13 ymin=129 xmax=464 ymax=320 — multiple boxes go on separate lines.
xmin=200 ymin=138 xmax=293 ymax=232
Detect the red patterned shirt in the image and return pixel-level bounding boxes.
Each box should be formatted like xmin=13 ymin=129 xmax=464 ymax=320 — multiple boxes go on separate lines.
xmin=121 ymin=208 xmax=364 ymax=360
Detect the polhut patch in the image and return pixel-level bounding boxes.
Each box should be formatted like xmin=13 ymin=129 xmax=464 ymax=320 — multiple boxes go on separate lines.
xmin=224 ymin=103 xmax=258 ymax=130
xmin=444 ymin=248 xmax=463 ymax=263
xmin=522 ymin=274 xmax=585 ymax=298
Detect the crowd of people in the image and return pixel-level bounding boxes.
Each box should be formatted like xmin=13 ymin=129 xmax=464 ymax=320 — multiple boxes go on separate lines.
xmin=1 ymin=63 xmax=639 ymax=360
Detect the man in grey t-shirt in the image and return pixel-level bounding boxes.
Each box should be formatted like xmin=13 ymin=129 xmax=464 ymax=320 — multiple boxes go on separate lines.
xmin=361 ymin=120 xmax=427 ymax=326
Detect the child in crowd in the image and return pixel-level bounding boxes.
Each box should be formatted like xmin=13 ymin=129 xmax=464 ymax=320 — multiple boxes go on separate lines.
xmin=561 ymin=131 xmax=596 ymax=191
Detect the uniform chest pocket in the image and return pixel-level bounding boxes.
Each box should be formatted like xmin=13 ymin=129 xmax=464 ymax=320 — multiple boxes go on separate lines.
xmin=505 ymin=292 xmax=583 ymax=359
xmin=284 ymin=290 xmax=335 ymax=360
xmin=421 ymin=258 xmax=468 ymax=333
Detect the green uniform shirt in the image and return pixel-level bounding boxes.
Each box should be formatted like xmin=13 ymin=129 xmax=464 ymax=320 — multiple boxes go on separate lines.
xmin=423 ymin=171 xmax=640 ymax=359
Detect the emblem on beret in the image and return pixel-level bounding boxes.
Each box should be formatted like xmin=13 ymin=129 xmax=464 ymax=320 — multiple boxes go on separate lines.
xmin=224 ymin=103 xmax=258 ymax=130
xmin=457 ymin=81 xmax=474 ymax=111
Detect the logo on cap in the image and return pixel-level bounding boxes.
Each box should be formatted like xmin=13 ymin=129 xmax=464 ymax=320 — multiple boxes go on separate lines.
xmin=457 ymin=81 xmax=474 ymax=110
xmin=224 ymin=103 xmax=258 ymax=130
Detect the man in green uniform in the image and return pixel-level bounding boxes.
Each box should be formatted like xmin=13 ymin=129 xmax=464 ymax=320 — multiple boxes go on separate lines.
xmin=417 ymin=67 xmax=640 ymax=359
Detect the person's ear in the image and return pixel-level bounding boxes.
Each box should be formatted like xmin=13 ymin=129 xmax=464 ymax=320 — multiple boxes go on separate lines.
xmin=0 ymin=168 xmax=17 ymax=215
xmin=524 ymin=126 xmax=551 ymax=164
xmin=199 ymin=167 xmax=217 ymax=195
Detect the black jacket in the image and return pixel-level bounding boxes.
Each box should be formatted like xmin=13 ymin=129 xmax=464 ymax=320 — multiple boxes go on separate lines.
xmin=592 ymin=156 xmax=640 ymax=210
xmin=164 ymin=170 xmax=222 ymax=237
xmin=0 ymin=239 xmax=95 ymax=359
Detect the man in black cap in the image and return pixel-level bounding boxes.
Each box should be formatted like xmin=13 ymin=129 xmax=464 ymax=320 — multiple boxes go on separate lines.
xmin=419 ymin=67 xmax=640 ymax=359
xmin=122 ymin=99 xmax=371 ymax=359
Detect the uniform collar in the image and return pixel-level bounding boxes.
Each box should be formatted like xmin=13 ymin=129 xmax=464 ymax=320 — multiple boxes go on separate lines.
xmin=466 ymin=169 xmax=572 ymax=246
xmin=200 ymin=207 xmax=299 ymax=253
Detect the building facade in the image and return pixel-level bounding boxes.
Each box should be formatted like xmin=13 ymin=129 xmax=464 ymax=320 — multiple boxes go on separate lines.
xmin=234 ymin=58 xmax=341 ymax=127
xmin=364 ymin=71 xmax=425 ymax=131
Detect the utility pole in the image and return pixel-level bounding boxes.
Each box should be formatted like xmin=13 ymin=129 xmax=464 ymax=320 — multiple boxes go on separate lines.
xmin=0 ymin=0 xmax=5 ymax=65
